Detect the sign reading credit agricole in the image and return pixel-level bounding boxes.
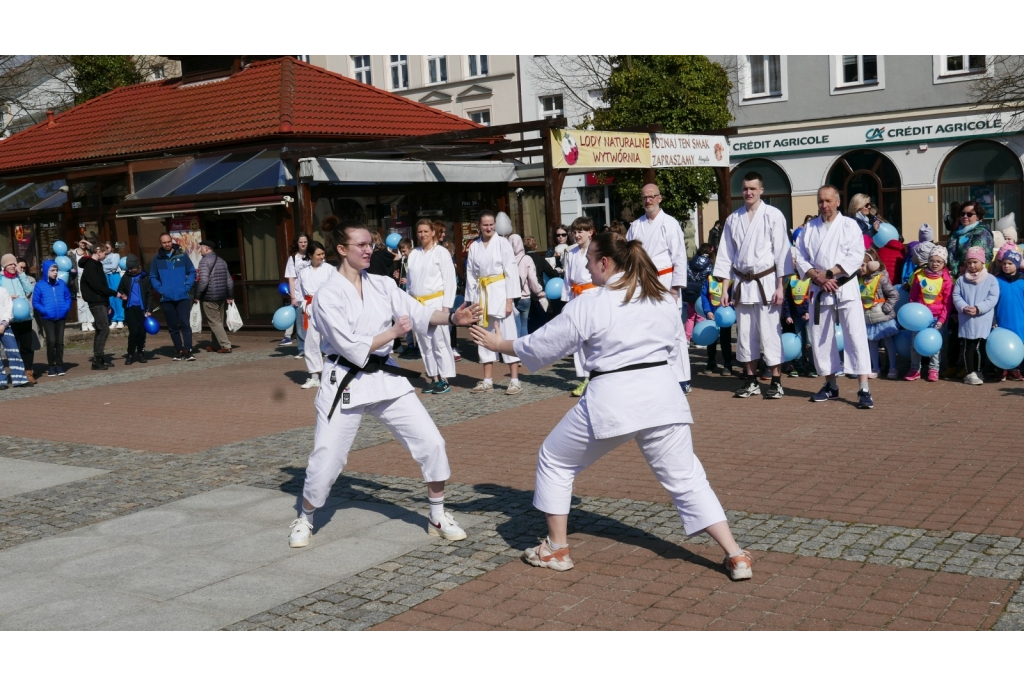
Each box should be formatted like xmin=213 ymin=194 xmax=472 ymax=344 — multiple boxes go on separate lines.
xmin=730 ymin=112 xmax=1019 ymax=158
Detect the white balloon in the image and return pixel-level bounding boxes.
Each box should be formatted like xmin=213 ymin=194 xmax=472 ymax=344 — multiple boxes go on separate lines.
xmin=495 ymin=211 xmax=513 ymax=236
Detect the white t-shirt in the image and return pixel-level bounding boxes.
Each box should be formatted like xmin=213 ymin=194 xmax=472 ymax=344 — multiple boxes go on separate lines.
xmin=284 ymin=253 xmax=310 ymax=279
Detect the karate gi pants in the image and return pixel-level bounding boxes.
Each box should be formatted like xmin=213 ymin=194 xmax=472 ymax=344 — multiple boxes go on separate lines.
xmin=808 ymin=299 xmax=871 ymax=377
xmin=534 ymin=403 xmax=727 ymax=536
xmin=735 ymin=303 xmax=783 ymax=366
xmin=414 ymin=322 xmax=456 ymax=378
xmin=476 ymin=314 xmax=519 ymax=364
xmin=303 ymin=390 xmax=452 ymax=508
xmin=303 ymin=321 xmax=323 ymax=375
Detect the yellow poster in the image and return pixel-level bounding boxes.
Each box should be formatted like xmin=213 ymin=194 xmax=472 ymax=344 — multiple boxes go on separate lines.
xmin=551 ymin=129 xmax=651 ymax=169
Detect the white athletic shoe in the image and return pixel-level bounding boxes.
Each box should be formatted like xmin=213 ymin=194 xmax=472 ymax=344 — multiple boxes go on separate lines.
xmin=301 ymin=377 xmax=321 ymax=389
xmin=469 ymin=380 xmax=493 ymax=393
xmin=288 ymin=518 xmax=313 ymax=548
xmin=505 ymin=380 xmax=523 ymax=395
xmin=427 ymin=511 xmax=467 ymax=541
xmin=523 ymin=539 xmax=574 ymax=572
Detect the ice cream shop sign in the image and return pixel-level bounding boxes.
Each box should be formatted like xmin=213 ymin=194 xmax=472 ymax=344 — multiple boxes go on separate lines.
xmin=551 ymin=129 xmax=729 ymax=170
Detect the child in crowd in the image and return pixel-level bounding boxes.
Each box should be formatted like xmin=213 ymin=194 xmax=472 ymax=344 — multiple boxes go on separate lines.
xmin=31 ymin=260 xmax=72 ymax=377
xmin=700 ymin=273 xmax=733 ymax=376
xmin=101 ymin=243 xmax=125 ymax=330
xmin=684 ymin=244 xmax=714 ymax=341
xmin=901 ymin=225 xmax=935 ymax=285
xmin=859 ymin=249 xmax=899 ymax=379
xmin=952 ymin=246 xmax=1000 ymax=385
xmin=906 ymin=245 xmax=953 ymax=382
xmin=116 ymin=255 xmax=152 ymax=365
xmin=782 ymin=257 xmax=814 ymax=377
xmin=994 ymin=250 xmax=1024 ymax=381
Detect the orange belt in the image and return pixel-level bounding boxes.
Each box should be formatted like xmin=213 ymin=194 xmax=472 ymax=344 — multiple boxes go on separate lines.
xmin=571 ymin=282 xmax=595 ymax=297
xmin=657 ymin=266 xmax=673 ymax=276
xmin=303 ymin=295 xmax=313 ymax=330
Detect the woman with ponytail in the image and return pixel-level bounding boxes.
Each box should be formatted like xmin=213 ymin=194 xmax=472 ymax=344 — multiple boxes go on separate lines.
xmin=470 ymin=233 xmax=752 ymax=580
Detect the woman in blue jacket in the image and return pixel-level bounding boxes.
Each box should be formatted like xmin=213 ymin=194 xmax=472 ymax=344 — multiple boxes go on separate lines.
xmin=32 ymin=259 xmax=73 ymax=376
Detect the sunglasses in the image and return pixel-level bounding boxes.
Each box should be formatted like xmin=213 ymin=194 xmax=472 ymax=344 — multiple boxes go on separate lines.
xmin=556 ymin=233 xmax=567 ymax=237
xmin=961 ymin=211 xmax=977 ymax=217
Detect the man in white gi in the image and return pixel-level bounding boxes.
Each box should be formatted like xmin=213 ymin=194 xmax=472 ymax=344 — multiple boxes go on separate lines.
xmin=627 ymin=183 xmax=692 ymax=393
xmin=715 ymin=171 xmax=792 ymax=399
xmin=795 ymin=185 xmax=874 ymax=409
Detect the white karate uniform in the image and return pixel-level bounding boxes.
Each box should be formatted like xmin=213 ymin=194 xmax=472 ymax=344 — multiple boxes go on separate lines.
xmin=465 ymin=235 xmax=519 ymax=364
xmin=713 ymin=202 xmax=793 ymax=366
xmin=302 ymin=271 xmax=451 ymax=508
xmin=628 ymin=210 xmax=691 ymax=381
xmin=407 ymin=244 xmax=457 ymax=378
xmin=560 ymin=243 xmax=596 ymax=378
xmin=795 ymin=212 xmax=871 ymax=377
xmin=513 ymin=273 xmax=727 ymax=535
xmin=296 ymin=262 xmax=335 ymax=375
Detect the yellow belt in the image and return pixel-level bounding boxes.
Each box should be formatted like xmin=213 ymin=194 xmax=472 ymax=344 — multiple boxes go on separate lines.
xmin=413 ymin=291 xmax=444 ymax=305
xmin=477 ymin=273 xmax=505 ymax=327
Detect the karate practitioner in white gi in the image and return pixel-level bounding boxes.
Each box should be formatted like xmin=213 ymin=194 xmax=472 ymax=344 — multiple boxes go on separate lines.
xmin=795 ymin=185 xmax=875 ymax=409
xmin=295 ymin=241 xmax=334 ymax=389
xmin=465 ymin=210 xmax=522 ymax=395
xmin=407 ymin=218 xmax=457 ymax=395
xmin=470 ymin=232 xmax=753 ymax=580
xmin=627 ymin=183 xmax=692 ymax=394
xmin=560 ymin=216 xmax=597 ymax=398
xmin=288 ymin=222 xmax=482 ymax=548
xmin=714 ymin=171 xmax=793 ymax=399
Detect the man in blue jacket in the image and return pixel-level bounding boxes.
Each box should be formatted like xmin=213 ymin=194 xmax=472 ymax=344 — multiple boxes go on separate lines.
xmin=149 ymin=233 xmax=197 ymax=361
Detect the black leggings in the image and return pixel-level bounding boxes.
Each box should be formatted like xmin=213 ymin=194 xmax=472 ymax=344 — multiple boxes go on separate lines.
xmin=962 ymin=338 xmax=984 ymax=375
xmin=40 ymin=319 xmax=65 ymax=367
xmin=707 ymin=325 xmax=733 ymax=367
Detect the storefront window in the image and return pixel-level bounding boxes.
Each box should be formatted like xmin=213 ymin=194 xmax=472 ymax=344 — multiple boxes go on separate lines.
xmin=508 ymin=187 xmax=547 ymax=250
xmin=940 ymin=140 xmax=1023 ymax=238
xmin=828 ymin=150 xmax=901 ymax=230
xmin=730 ymin=158 xmax=793 ymax=229
xmin=241 ymin=210 xmax=280 ymax=316
xmin=0 ymin=225 xmax=12 ymax=256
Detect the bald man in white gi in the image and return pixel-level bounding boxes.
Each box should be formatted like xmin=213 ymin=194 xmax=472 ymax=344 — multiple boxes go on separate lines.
xmin=627 ymin=183 xmax=692 ymax=393
xmin=795 ymin=185 xmax=874 ymax=409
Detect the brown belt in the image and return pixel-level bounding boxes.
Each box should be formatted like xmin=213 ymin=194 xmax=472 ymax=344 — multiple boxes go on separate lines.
xmin=812 ymin=274 xmax=858 ymax=325
xmin=732 ymin=266 xmax=777 ymax=305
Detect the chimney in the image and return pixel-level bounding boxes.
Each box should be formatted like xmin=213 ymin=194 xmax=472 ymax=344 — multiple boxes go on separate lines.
xmin=46 ymin=110 xmax=55 ymax=127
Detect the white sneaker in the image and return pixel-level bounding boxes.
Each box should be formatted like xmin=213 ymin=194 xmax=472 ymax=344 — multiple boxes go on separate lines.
xmin=427 ymin=511 xmax=467 ymax=541
xmin=83 ymin=323 xmax=94 ymax=332
xmin=964 ymin=372 xmax=984 ymax=386
xmin=295 ymin=352 xmax=304 ymax=359
xmin=288 ymin=518 xmax=313 ymax=548
xmin=523 ymin=539 xmax=574 ymax=571
xmin=469 ymin=380 xmax=493 ymax=393
xmin=301 ymin=377 xmax=321 ymax=389
xmin=115 ymin=321 xmax=124 ymax=329
xmin=505 ymin=380 xmax=523 ymax=395
xmin=453 ymin=353 xmax=462 ymax=362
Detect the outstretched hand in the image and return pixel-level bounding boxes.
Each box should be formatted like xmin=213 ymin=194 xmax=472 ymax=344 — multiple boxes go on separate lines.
xmin=469 ymin=323 xmax=503 ymax=352
xmin=451 ymin=302 xmax=482 ymax=327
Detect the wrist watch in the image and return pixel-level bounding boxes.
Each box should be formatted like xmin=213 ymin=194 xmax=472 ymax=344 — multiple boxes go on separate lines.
xmin=825 ymin=269 xmax=834 ymax=280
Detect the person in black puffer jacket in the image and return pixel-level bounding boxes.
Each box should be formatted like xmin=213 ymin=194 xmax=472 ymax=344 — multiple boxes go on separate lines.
xmin=196 ymin=241 xmax=235 ymax=353
xmin=79 ymin=244 xmax=124 ymax=370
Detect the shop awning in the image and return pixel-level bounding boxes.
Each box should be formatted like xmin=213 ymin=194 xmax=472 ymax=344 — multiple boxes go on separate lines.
xmin=299 ymin=157 xmax=517 ymax=184
xmin=0 ymin=180 xmax=67 ymax=214
xmin=125 ymin=149 xmax=293 ymax=201
xmin=116 ymin=194 xmax=293 ymax=219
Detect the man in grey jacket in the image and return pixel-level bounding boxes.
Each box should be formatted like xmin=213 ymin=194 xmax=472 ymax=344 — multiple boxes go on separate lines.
xmin=196 ymin=241 xmax=235 ymax=353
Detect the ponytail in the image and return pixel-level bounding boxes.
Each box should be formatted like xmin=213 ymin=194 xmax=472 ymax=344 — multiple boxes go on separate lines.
xmin=591 ymin=232 xmax=669 ymax=303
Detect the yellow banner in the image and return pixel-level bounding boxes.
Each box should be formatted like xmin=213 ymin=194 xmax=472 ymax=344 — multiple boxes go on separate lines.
xmin=551 ymin=129 xmax=651 ymax=169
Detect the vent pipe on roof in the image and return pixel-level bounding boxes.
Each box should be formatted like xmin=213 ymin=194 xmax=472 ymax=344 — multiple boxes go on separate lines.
xmin=46 ymin=110 xmax=55 ymax=127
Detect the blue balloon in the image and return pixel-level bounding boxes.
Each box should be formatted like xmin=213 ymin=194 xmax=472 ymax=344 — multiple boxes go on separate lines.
xmin=695 ymin=298 xmax=705 ymax=318
xmin=385 ymin=232 xmax=402 ymax=250
xmin=781 ymin=332 xmax=802 ymax=362
xmin=897 ymin=302 xmax=933 ymax=332
xmin=544 ymin=277 xmax=564 ymax=300
xmin=52 ymin=240 xmax=68 ymax=257
xmin=118 ymin=257 xmax=127 ymax=271
xmin=278 ymin=282 xmax=291 ymax=297
xmin=712 ymin=305 xmax=736 ymax=328
xmin=55 ymin=255 xmax=73 ymax=272
xmin=894 ymin=287 xmax=910 ymax=312
xmin=835 ymin=326 xmax=844 ymax=353
xmin=913 ymin=328 xmax=942 ymax=357
xmin=11 ymin=299 xmax=31 ymax=321
xmin=986 ymin=328 xmax=1024 ymax=370
xmin=453 ymin=295 xmax=465 ymax=310
xmin=894 ymin=329 xmax=914 ymax=359
xmin=873 ymin=222 xmax=899 ymax=248
xmin=272 ymin=305 xmax=297 ymax=331
xmin=143 ymin=315 xmax=161 ymax=335
xmin=692 ymin=320 xmax=719 ymax=346
xmin=56 ymin=271 xmax=69 ymax=283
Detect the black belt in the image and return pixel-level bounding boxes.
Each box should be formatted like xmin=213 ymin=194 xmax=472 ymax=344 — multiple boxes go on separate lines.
xmin=325 ymin=353 xmax=421 ymax=419
xmin=812 ymin=274 xmax=858 ymax=325
xmin=589 ymin=361 xmax=668 ymax=379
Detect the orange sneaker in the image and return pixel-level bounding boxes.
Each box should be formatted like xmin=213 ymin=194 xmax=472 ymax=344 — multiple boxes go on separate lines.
xmin=724 ymin=550 xmax=754 ymax=581
xmin=523 ymin=539 xmax=574 ymax=571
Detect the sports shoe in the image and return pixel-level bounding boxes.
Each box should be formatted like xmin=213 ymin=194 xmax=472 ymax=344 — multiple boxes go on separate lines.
xmin=172 ymin=351 xmax=185 ymax=361
xmin=927 ymin=369 xmax=939 ymax=382
xmin=680 ymin=381 xmax=692 ymax=395
xmin=184 ymin=353 xmax=197 ymax=362
xmin=421 ymin=381 xmax=436 ymax=394
xmin=810 ymin=382 xmax=839 ymax=402
xmin=295 ymin=353 xmax=304 ymax=359
xmin=964 ymin=372 xmax=984 ymax=386
xmin=505 ymin=380 xmax=523 ymax=396
xmin=734 ymin=380 xmax=760 ymax=398
xmin=763 ymin=379 xmax=784 ymax=399
xmin=47 ymin=367 xmax=57 ymax=377
xmin=280 ymin=336 xmax=293 ymax=346
xmin=125 ymin=355 xmax=134 ymax=366
xmin=470 ymin=380 xmax=493 ymax=393
xmin=857 ymin=389 xmax=874 ymax=409
xmin=427 ymin=511 xmax=467 ymax=541
xmin=453 ymin=352 xmax=462 ymax=362
xmin=724 ymin=550 xmax=754 ymax=581
xmin=91 ymin=362 xmax=108 ymax=371
xmin=288 ymin=518 xmax=313 ymax=548
xmin=788 ymin=368 xmax=800 ymax=378
xmin=868 ymin=371 xmax=878 ymax=379
xmin=1011 ymin=370 xmax=1024 ymax=382
xmin=136 ymin=354 xmax=147 ymax=364
xmin=720 ymin=366 xmax=733 ymax=377
xmin=806 ymin=370 xmax=818 ymax=378
xmin=904 ymin=370 xmax=921 ymax=382
xmin=114 ymin=321 xmax=124 ymax=329
xmin=704 ymin=364 xmax=719 ymax=376
xmin=433 ymin=379 xmax=451 ymax=394
xmin=301 ymin=376 xmax=321 ymax=389
xmin=523 ymin=539 xmax=574 ymax=572
xmin=56 ymin=366 xmax=66 ymax=376
xmin=218 ymin=348 xmax=232 ymax=354
xmin=570 ymin=379 xmax=589 ymax=397
xmin=887 ymin=368 xmax=898 ymax=380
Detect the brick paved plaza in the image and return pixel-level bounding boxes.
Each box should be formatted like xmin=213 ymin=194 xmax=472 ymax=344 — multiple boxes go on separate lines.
xmin=1 ymin=329 xmax=1022 ymax=630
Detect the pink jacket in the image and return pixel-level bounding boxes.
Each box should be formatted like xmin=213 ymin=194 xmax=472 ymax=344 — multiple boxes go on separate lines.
xmin=509 ymin=234 xmax=545 ymax=300
xmin=909 ymin=267 xmax=953 ymax=325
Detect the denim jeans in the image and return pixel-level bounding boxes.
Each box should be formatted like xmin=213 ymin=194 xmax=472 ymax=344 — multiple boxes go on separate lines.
xmin=514 ymin=298 xmax=531 ymax=338
xmin=162 ymin=298 xmax=193 ymax=353
xmin=792 ymin=316 xmax=813 ymax=371
xmin=294 ymin=304 xmax=306 ymax=353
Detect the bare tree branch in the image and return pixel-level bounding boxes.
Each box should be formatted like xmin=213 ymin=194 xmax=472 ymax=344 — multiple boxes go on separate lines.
xmin=528 ymin=55 xmax=616 ymax=125
xmin=970 ymin=55 xmax=1024 ymax=126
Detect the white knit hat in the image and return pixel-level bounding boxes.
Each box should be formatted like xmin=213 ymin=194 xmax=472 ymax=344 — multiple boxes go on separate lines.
xmin=996 ymin=213 xmax=1016 ymax=232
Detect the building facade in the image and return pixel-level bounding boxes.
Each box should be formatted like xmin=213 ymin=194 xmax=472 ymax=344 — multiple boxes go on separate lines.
xmin=704 ymin=55 xmax=1023 ymax=241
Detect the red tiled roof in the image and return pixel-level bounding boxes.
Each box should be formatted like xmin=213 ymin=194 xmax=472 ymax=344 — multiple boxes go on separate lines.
xmin=0 ymin=57 xmax=482 ymax=174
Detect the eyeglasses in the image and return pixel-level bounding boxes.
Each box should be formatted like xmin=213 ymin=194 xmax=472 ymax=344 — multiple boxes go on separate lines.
xmin=961 ymin=212 xmax=977 ymax=218
xmin=343 ymin=242 xmax=374 ymax=251
xmin=641 ymin=194 xmax=661 ymax=201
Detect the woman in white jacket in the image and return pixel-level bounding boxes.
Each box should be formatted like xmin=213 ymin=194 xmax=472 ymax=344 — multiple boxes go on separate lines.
xmin=471 ymin=232 xmax=753 ymax=580
xmin=407 ymin=218 xmax=458 ymax=395
xmin=295 ymin=242 xmax=334 ymax=389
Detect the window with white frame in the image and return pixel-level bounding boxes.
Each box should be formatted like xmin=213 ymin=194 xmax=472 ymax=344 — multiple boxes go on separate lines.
xmin=469 ymin=109 xmax=491 ymax=126
xmin=390 ymin=55 xmax=408 ymax=90
xmin=746 ymin=55 xmax=782 ymax=97
xmin=467 ymin=55 xmax=488 ymax=78
xmin=942 ymin=55 xmax=987 ymax=75
xmin=426 ymin=55 xmax=448 ymax=84
xmin=353 ymin=55 xmax=372 ymax=85
xmin=540 ymin=94 xmax=563 ymax=119
xmin=840 ymin=55 xmax=878 ymax=85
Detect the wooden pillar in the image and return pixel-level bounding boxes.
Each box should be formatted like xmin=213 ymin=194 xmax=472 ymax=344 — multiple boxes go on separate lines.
xmin=714 ymin=165 xmax=732 ymax=227
xmin=542 ymin=125 xmax=560 ymax=249
xmin=642 ymin=168 xmax=657 ymax=186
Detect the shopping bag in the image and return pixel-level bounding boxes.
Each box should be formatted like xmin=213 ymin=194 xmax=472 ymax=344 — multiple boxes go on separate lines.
xmin=226 ymin=302 xmax=244 ymax=332
xmin=190 ymin=301 xmax=202 ymax=334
